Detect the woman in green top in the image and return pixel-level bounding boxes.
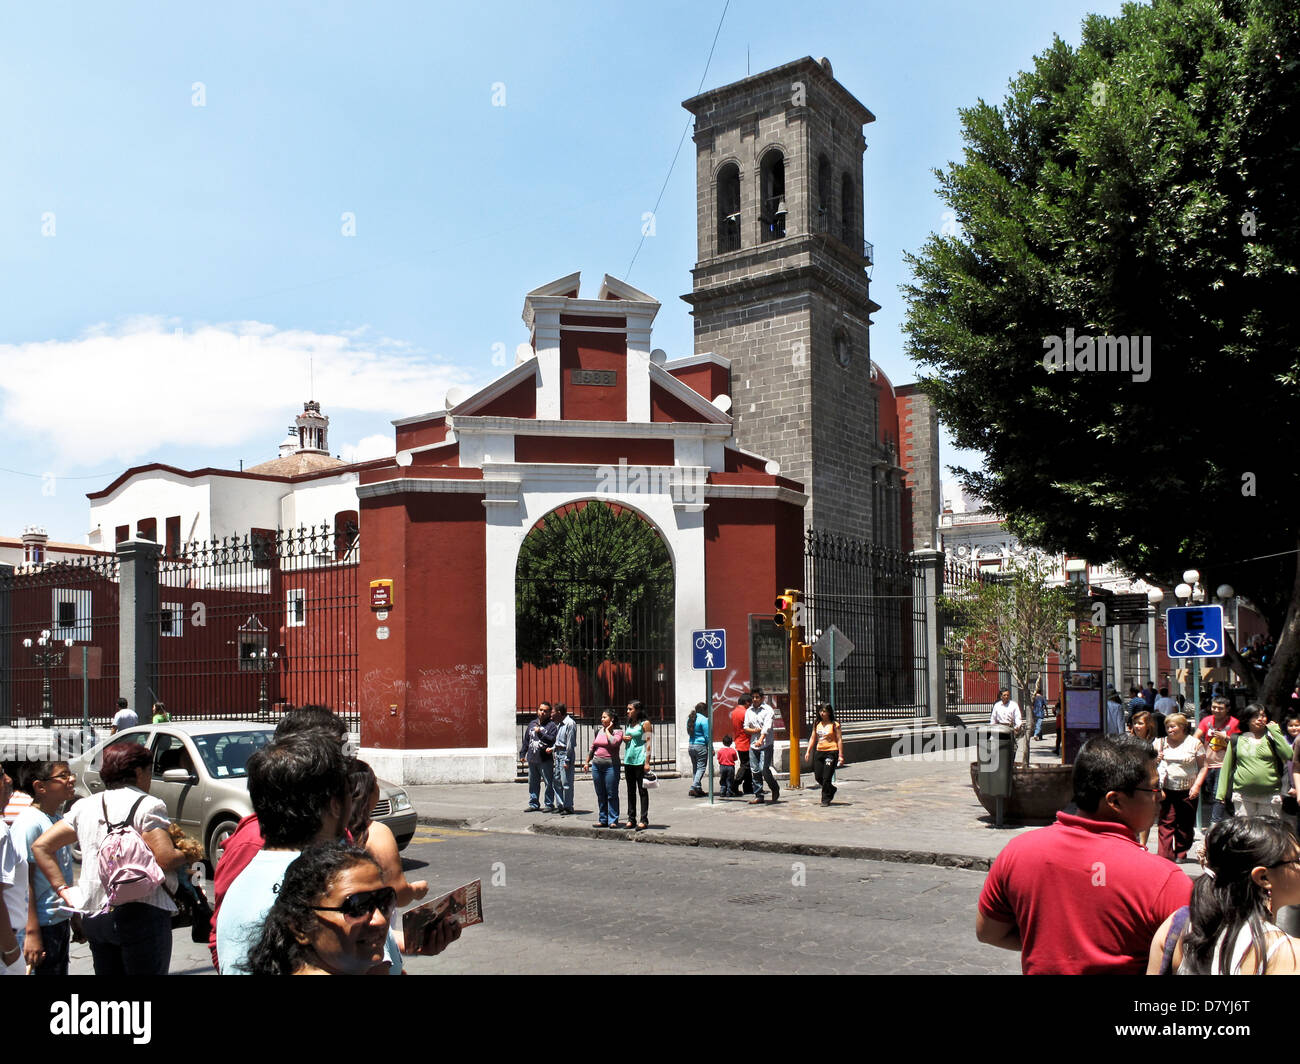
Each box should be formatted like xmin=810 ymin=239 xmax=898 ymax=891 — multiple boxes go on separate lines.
xmin=621 ymin=701 xmax=652 ymax=830
xmin=1217 ymin=704 xmax=1293 ymax=819
xmin=151 ymin=702 xmax=170 ymax=724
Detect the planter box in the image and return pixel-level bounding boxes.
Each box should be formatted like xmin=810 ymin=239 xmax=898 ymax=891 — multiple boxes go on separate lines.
xmin=970 ymin=761 xmax=1074 ymax=824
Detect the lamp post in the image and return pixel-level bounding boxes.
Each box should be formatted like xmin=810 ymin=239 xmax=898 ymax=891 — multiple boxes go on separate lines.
xmin=22 ymin=630 xmax=74 ymax=728
xmin=1215 ymin=583 xmax=1237 ymax=687
xmin=255 ymin=647 xmax=279 ymax=721
xmin=1175 ymin=569 xmax=1205 ymax=716
xmin=1146 ymin=587 xmax=1164 ymax=691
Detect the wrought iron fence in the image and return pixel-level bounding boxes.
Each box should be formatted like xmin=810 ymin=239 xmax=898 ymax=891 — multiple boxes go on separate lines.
xmin=148 ymin=524 xmax=359 ymax=725
xmin=939 ymin=559 xmax=1002 ymax=717
xmin=0 ymin=554 xmax=120 ymax=726
xmin=800 ymin=530 xmax=928 ymax=727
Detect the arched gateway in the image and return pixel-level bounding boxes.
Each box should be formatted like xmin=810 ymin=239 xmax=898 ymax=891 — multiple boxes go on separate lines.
xmin=356 ymin=272 xmax=806 ymax=783
xmin=516 ymin=500 xmax=675 ymax=763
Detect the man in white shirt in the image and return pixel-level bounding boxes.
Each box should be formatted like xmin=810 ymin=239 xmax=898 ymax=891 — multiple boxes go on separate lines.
xmin=743 ymin=689 xmax=780 ymax=804
xmin=111 ymin=697 xmax=138 ymax=734
xmin=990 ymin=688 xmax=1027 ymax=764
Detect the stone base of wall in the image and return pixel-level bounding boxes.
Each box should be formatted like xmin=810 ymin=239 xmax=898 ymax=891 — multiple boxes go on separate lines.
xmin=361 ymin=747 xmax=518 ymax=785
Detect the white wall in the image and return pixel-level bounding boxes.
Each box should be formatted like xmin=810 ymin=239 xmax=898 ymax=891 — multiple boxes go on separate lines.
xmin=279 ymin=473 xmax=362 ymax=532
xmin=88 ymin=474 xmax=214 ymax=547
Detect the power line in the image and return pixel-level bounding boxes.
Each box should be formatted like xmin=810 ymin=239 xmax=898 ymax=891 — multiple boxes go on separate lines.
xmin=624 ymin=0 xmax=730 ymax=281
xmin=0 ymin=466 xmax=121 ymax=481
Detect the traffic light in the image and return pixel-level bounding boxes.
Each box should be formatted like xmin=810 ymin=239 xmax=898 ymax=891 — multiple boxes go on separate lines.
xmin=774 ymin=592 xmax=797 ymax=630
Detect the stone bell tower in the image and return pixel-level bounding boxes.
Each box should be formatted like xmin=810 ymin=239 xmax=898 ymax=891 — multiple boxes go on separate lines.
xmin=682 ymin=56 xmax=896 ymax=542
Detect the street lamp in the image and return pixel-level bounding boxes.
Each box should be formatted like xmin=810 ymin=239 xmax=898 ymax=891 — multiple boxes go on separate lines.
xmin=255 ymin=647 xmax=279 ymax=721
xmin=22 ymin=629 xmax=74 ymax=728
xmin=1175 ymin=570 xmax=1210 ymax=714
xmin=1146 ymin=587 xmax=1164 ymax=692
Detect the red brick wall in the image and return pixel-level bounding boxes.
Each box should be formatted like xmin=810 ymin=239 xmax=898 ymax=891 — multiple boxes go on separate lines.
xmin=359 ymin=492 xmax=487 ymax=749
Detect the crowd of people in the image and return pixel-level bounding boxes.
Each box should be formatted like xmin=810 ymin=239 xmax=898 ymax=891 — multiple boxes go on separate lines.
xmin=0 ymin=706 xmax=459 ymax=977
xmin=978 ymin=691 xmax=1300 ymax=975
xmin=518 ymin=689 xmax=848 ymax=824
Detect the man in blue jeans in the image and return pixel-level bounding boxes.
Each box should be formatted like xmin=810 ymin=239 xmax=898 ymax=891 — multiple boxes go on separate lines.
xmin=1031 ymin=690 xmax=1047 ymax=741
xmin=744 ymin=690 xmax=780 ymax=804
xmin=549 ymin=703 xmax=577 ymax=816
xmin=519 ymin=703 xmax=558 ymax=812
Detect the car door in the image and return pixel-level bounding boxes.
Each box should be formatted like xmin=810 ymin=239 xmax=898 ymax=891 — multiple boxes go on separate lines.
xmin=79 ymin=728 xmax=154 ymax=795
xmin=149 ymin=730 xmax=203 ymax=837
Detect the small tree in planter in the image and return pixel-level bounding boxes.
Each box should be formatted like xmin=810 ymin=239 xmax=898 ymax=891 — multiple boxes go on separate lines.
xmin=942 ymin=555 xmax=1085 ymax=764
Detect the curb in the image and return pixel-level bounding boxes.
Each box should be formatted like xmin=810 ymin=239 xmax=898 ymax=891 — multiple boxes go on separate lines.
xmin=416 ymin=812 xmax=992 ymax=872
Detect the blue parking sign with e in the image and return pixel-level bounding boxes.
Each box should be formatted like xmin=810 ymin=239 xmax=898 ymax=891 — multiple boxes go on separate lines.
xmin=693 ymin=629 xmax=726 ymax=670
xmin=1165 ymin=606 xmax=1224 ymax=658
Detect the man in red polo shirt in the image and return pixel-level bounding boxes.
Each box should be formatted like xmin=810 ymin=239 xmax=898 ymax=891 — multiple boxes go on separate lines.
xmin=976 ymin=734 xmax=1193 ymax=974
xmin=729 ymin=696 xmax=753 ymax=796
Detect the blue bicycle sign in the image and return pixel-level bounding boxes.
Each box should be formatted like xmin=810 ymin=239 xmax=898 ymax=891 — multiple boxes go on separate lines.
xmin=1165 ymin=606 xmax=1224 ymax=659
xmin=1172 ymin=631 xmax=1220 ymax=656
xmin=692 ymin=629 xmax=726 ymax=670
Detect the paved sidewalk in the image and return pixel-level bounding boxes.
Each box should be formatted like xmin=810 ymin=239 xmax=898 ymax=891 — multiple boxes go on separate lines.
xmin=405 ymin=739 xmax=1075 ymax=872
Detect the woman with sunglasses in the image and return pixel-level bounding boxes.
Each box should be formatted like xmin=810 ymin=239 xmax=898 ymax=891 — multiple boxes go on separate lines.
xmin=1146 ymin=816 xmax=1300 ymax=974
xmin=247 ymin=842 xmax=395 ymax=975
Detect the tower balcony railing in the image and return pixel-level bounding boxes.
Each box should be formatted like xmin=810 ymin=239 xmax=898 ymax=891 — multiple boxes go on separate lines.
xmin=862 ymin=240 xmax=874 ymax=266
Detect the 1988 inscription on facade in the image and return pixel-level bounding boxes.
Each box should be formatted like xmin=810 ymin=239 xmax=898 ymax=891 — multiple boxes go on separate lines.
xmin=571 ymin=369 xmax=617 ymax=386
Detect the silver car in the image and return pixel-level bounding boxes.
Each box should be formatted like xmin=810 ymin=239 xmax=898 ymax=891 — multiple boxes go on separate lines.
xmin=68 ymin=721 xmax=417 ymax=865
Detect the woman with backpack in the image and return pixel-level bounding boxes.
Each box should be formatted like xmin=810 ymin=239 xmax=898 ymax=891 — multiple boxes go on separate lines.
xmin=686 ymin=701 xmax=711 ymax=797
xmin=31 ymin=742 xmax=187 ymax=975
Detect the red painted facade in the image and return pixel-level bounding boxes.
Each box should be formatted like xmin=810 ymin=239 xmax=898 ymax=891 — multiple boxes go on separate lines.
xmin=560 ymin=331 xmax=627 ymax=421
xmin=513 ymin=436 xmax=674 ymax=466
xmin=359 ymin=493 xmax=488 ymax=750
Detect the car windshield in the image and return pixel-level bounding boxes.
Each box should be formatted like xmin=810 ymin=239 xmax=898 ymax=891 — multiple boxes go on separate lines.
xmin=190 ymin=730 xmax=272 ymax=780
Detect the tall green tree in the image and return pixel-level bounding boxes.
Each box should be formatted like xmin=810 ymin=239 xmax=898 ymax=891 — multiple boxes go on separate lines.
xmin=903 ymin=0 xmax=1300 ymax=706
xmin=515 ymin=501 xmax=673 ymax=696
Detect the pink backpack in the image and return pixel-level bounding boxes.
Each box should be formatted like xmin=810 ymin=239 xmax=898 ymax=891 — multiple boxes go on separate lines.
xmin=97 ymin=795 xmax=164 ymax=909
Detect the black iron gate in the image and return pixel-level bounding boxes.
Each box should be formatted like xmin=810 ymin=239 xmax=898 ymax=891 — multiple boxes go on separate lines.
xmin=149 ymin=523 xmax=359 ymax=728
xmin=800 ymin=530 xmax=929 ymax=727
xmin=515 ymin=576 xmax=676 ymax=769
xmin=0 ymin=555 xmax=120 ymax=726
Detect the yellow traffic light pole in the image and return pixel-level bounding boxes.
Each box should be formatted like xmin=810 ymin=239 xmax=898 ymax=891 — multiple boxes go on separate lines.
xmin=775 ymin=589 xmax=813 ymax=790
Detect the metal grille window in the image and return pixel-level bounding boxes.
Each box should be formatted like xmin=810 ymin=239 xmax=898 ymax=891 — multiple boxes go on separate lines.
xmin=160 ymin=601 xmax=184 ymax=638
xmin=286 ymin=588 xmax=307 ymax=627
xmin=52 ymin=589 xmax=91 ymax=642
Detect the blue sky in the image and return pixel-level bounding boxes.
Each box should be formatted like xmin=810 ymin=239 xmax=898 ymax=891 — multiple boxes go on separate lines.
xmin=0 ymin=0 xmax=1129 ymax=542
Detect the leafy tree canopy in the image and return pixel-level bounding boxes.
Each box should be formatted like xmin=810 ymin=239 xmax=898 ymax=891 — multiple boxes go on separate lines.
xmin=515 ymin=500 xmax=673 ymax=667
xmin=903 ymin=0 xmax=1300 ymax=702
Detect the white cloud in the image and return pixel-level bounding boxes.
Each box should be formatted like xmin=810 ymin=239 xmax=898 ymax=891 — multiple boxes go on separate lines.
xmin=338 ymin=434 xmax=396 ymax=464
xmin=0 ymin=317 xmax=475 ymax=467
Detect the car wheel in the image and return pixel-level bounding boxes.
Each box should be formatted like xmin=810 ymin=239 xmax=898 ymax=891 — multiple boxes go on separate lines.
xmin=395 ymin=833 xmax=413 ymax=852
xmin=206 ymin=818 xmax=240 ymax=871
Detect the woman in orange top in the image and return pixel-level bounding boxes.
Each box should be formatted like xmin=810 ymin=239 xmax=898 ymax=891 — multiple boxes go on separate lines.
xmin=804 ymin=704 xmax=845 ymax=806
